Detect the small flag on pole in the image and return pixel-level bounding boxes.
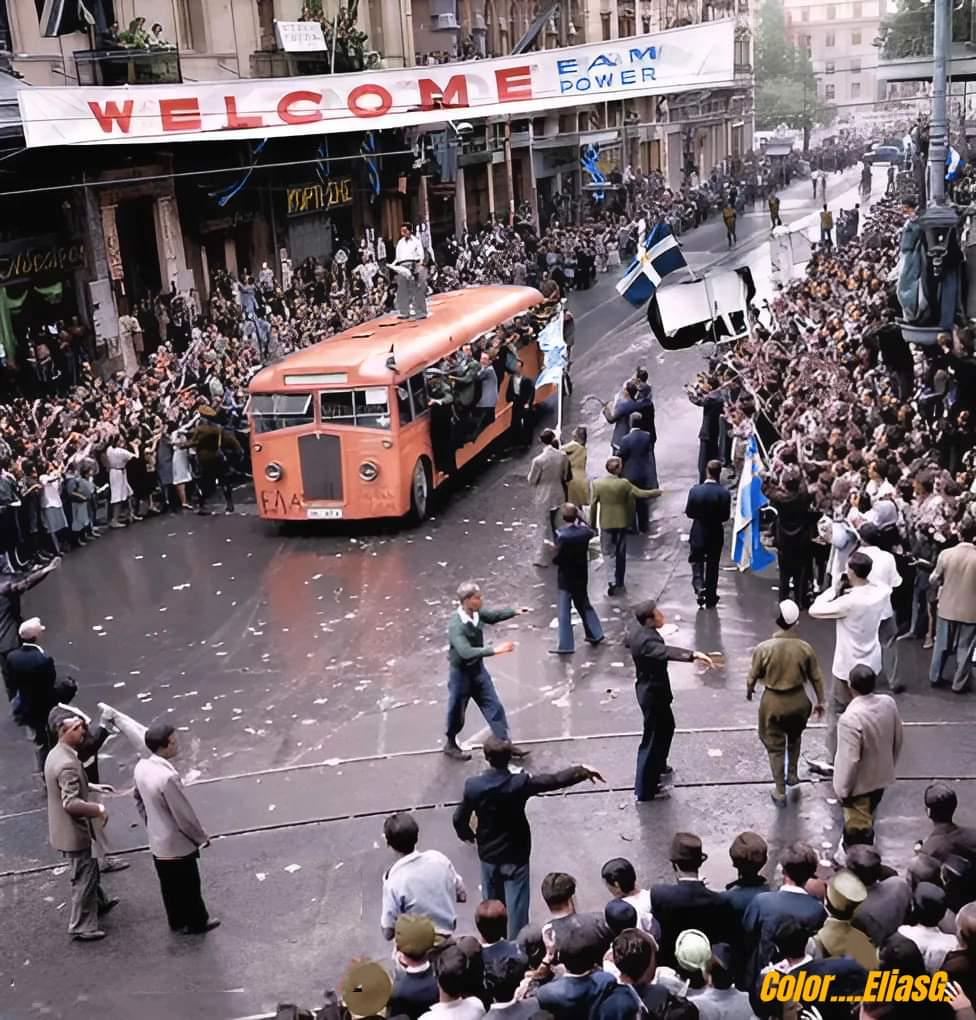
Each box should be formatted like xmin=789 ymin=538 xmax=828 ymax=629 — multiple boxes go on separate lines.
xmin=732 ymin=436 xmax=776 ymax=573
xmin=615 ymin=224 xmax=687 ymax=306
xmin=535 ymin=315 xmax=567 ymax=389
xmin=946 ymin=147 xmax=966 ymax=182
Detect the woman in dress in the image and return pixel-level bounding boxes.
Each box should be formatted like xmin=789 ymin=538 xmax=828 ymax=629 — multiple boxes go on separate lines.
xmin=105 ymin=434 xmax=137 ymax=528
xmin=170 ymin=423 xmax=195 ymax=510
xmin=39 ymin=460 xmax=67 ymax=555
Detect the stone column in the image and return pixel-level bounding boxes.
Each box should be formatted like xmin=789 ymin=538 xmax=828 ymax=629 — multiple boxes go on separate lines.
xmin=153 ymin=192 xmax=191 ymax=296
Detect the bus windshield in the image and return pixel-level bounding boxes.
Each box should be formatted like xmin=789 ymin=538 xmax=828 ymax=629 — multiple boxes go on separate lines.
xmin=249 ymin=393 xmax=314 ymax=434
xmin=320 ymin=388 xmax=392 ymax=430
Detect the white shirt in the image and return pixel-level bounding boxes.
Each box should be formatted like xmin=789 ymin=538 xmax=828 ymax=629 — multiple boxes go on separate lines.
xmin=381 ymin=848 xmax=464 ymax=935
xmin=396 ymin=235 xmax=425 ymax=264
xmin=457 ymin=606 xmax=480 ymax=628
xmin=419 ymin=998 xmax=486 ymax=1020
xmin=860 ymin=545 xmax=902 ymax=622
xmin=809 ymin=582 xmax=890 ymax=680
xmin=622 ymin=888 xmax=657 ymax=936
xmin=897 ymin=923 xmax=957 ymax=974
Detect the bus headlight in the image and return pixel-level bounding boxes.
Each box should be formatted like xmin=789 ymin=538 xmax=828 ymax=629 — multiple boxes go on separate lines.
xmin=265 ymin=462 xmax=284 ymax=482
xmin=359 ymin=460 xmax=379 ymax=482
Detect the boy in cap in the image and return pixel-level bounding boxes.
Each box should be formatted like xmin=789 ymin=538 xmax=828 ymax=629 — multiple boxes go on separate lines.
xmin=813 ymin=872 xmax=877 ymax=970
xmin=389 ymin=915 xmax=439 ymax=1020
xmin=655 ymin=928 xmax=711 ymax=998
xmin=746 ymin=599 xmax=825 ymax=806
xmin=651 ymin=833 xmax=731 ymax=967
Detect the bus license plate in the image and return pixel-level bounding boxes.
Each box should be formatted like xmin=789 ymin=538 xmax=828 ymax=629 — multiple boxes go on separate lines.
xmin=306 ymin=507 xmax=343 ymax=519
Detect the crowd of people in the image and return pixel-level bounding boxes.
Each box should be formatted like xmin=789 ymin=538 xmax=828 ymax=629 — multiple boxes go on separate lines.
xmin=686 ymin=193 xmax=976 ymax=697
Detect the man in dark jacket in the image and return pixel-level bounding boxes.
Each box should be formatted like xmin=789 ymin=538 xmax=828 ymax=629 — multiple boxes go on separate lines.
xmin=626 ymin=599 xmax=712 ymax=801
xmin=685 ymin=459 xmax=732 ymax=608
xmin=8 ymin=616 xmax=59 ymax=770
xmin=551 ymin=504 xmax=604 ymax=654
xmin=766 ymin=472 xmax=816 ymax=609
xmin=742 ymin=842 xmax=827 ymax=991
xmin=0 ymin=557 xmax=60 ymax=701
xmin=650 ymin=833 xmax=732 ymax=967
xmin=608 ymin=381 xmax=651 ymax=452
xmin=453 ymin=736 xmax=604 ymax=939
xmin=505 ymin=360 xmax=536 ymax=450
xmin=190 ymin=407 xmax=242 ymax=515
xmin=618 ymin=414 xmax=658 ymax=532
xmin=720 ymin=831 xmax=771 ymax=988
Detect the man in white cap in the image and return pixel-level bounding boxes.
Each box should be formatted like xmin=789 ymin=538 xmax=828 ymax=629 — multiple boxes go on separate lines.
xmin=747 ymin=600 xmax=826 ymax=806
xmin=7 ymin=616 xmax=59 ymax=772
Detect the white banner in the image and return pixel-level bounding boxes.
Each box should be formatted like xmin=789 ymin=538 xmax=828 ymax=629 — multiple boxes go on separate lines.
xmin=274 ymin=20 xmax=328 ymax=52
xmin=18 ymin=21 xmax=736 ymax=148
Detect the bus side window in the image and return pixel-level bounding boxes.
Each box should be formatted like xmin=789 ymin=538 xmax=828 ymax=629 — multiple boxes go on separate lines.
xmin=409 ymin=373 xmax=429 ymax=416
xmin=396 ymin=384 xmax=413 ymax=426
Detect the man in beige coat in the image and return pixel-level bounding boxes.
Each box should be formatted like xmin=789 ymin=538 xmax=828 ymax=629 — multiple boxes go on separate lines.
xmin=527 ymin=428 xmax=572 ymax=566
xmin=929 ymin=517 xmax=976 ymax=693
xmin=134 ymin=722 xmax=219 ymax=934
xmin=833 ymin=665 xmax=903 ymax=854
xmin=44 ymin=712 xmax=116 ymax=941
xmin=589 ymin=456 xmax=660 ymax=596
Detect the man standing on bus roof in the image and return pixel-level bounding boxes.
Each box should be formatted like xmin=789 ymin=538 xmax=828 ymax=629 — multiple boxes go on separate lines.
xmin=394 ymin=224 xmax=428 ymax=321
xmin=444 ymin=581 xmax=533 ymax=762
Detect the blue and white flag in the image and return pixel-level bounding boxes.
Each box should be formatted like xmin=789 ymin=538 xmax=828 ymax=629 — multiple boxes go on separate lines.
xmin=535 ymin=314 xmax=567 ymax=389
xmin=947 ymin=147 xmax=966 ymax=182
xmin=732 ymin=436 xmax=776 ymax=573
xmin=615 ymin=223 xmax=687 ymax=307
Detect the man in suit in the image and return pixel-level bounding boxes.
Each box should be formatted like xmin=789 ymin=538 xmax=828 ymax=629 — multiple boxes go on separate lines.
xmin=742 ymin=842 xmax=827 ymax=991
xmin=847 ymin=844 xmax=912 ymax=948
xmin=44 ymin=712 xmax=116 ymax=941
xmin=8 ymin=616 xmax=59 ymax=771
xmin=627 ymin=599 xmax=712 ymax=801
xmin=444 ymin=581 xmax=532 ymax=761
xmin=0 ymin=556 xmax=60 ymax=701
xmin=918 ymin=782 xmax=976 ymax=865
xmin=650 ymin=833 xmax=731 ymax=967
xmin=607 ymin=380 xmax=651 ymax=452
xmin=929 ymin=517 xmax=976 ymax=692
xmin=453 ymin=736 xmax=603 ymax=939
xmin=526 ymin=429 xmax=572 ymax=567
xmin=133 ymin=722 xmax=220 ymax=934
xmin=589 ymin=457 xmax=660 ymax=596
xmin=618 ymin=413 xmax=658 ymax=533
xmin=685 ymin=459 xmax=732 ymax=609
xmin=551 ymin=503 xmax=604 ymax=654
xmin=506 ymin=358 xmax=535 ymax=449
xmin=833 ymin=664 xmax=903 ymax=852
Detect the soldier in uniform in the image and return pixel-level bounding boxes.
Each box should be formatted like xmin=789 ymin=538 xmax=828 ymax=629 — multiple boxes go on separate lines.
xmin=746 ymin=600 xmax=826 ymax=807
xmin=814 ymin=872 xmax=878 ymax=970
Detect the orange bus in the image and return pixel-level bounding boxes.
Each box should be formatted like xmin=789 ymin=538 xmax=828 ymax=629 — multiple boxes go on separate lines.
xmin=247 ymin=285 xmax=557 ymax=523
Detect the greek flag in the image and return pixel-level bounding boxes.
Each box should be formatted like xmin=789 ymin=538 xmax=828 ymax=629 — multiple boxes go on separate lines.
xmin=732 ymin=436 xmax=776 ymax=573
xmin=615 ymin=224 xmax=687 ymax=307
xmin=535 ymin=314 xmax=567 ymax=389
xmin=946 ymin=147 xmax=966 ymax=182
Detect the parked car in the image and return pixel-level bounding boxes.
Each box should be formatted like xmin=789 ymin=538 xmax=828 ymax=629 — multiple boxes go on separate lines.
xmin=864 ymin=144 xmax=904 ymax=164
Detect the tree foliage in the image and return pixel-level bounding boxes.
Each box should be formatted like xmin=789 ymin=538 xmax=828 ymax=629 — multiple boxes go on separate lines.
xmin=301 ymin=0 xmax=379 ymax=72
xmin=754 ymin=0 xmax=834 ymax=147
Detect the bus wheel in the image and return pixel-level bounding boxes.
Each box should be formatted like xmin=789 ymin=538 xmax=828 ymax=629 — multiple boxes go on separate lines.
xmin=409 ymin=458 xmax=432 ymax=523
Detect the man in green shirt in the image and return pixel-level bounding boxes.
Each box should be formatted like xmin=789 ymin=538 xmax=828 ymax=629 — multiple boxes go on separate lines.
xmin=445 ymin=581 xmax=532 ymax=762
xmin=747 ymin=599 xmax=826 ymax=807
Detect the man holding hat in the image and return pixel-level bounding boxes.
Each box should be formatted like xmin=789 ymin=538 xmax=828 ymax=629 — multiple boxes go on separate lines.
xmin=814 ymin=872 xmax=878 ymax=970
xmin=747 ymin=599 xmax=826 ymax=806
xmin=627 ymin=600 xmax=713 ymax=802
xmin=651 ymin=833 xmax=731 ymax=968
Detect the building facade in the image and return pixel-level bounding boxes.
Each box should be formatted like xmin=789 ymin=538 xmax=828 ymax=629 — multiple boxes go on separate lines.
xmin=784 ymin=0 xmax=885 ymax=119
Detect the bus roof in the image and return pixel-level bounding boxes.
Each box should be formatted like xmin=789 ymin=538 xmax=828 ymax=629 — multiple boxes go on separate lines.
xmin=249 ymin=285 xmax=544 ymax=391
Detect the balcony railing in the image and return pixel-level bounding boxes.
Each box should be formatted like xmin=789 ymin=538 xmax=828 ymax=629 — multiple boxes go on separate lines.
xmin=74 ymin=48 xmax=182 ymax=86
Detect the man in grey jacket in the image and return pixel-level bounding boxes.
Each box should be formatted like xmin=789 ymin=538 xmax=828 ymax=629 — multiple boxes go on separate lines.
xmin=833 ymin=665 xmax=903 ymax=853
xmin=133 ymin=722 xmax=219 ymax=934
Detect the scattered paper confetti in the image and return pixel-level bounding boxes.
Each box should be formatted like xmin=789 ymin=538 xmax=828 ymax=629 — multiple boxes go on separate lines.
xmin=284 ymin=864 xmax=302 ymax=874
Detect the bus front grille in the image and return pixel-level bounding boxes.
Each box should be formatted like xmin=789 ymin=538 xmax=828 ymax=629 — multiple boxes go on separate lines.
xmin=299 ymin=433 xmax=343 ymax=502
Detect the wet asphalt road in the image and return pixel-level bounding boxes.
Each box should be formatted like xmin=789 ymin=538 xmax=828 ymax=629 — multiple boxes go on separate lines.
xmin=3 ymin=167 xmax=976 ymax=1018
